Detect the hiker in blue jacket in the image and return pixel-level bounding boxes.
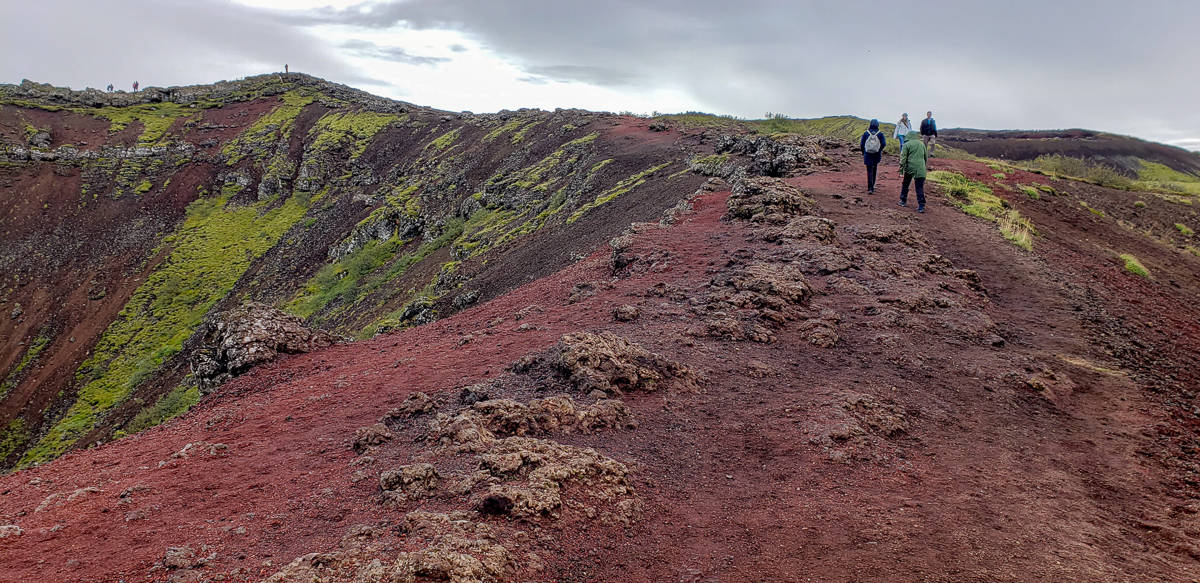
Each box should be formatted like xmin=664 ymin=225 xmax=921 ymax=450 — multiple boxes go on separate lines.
xmin=860 ymin=119 xmax=886 ymax=194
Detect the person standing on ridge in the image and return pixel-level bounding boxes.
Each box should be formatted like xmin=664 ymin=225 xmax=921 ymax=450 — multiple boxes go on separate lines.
xmin=899 ymin=130 xmax=927 ymax=213
xmin=920 ymin=111 xmax=937 ymax=158
xmin=133 ymin=80 xmax=139 ymax=91
xmin=106 ymin=84 xmax=113 ymax=93
xmin=285 ymin=64 xmax=289 ymax=74
xmin=860 ymin=119 xmax=886 ymax=194
xmin=895 ymin=113 xmax=911 ymax=149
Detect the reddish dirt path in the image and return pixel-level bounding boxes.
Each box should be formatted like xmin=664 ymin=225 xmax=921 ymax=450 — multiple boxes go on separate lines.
xmin=2 ymin=152 xmax=1198 ymax=582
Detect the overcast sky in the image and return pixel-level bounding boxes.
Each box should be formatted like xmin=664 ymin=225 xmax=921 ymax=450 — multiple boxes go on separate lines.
xmin=3 ymin=0 xmax=1197 ymax=151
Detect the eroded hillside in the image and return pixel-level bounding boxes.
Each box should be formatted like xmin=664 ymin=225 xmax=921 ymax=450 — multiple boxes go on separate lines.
xmin=1 ymin=75 xmax=825 ymax=467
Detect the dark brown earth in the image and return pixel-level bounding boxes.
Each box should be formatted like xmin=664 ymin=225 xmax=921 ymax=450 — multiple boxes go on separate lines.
xmin=1 ymin=139 xmax=1199 ymax=582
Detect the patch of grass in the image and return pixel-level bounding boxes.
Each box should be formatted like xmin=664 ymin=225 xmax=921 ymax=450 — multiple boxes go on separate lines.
xmin=653 ymin=112 xmax=746 ymax=131
xmin=1079 ymin=201 xmax=1106 ymax=217
xmin=928 ymin=170 xmax=1038 ymax=251
xmin=1134 ymin=200 xmax=1147 ymax=209
xmin=1018 ymin=154 xmax=1133 ymax=189
xmin=1037 ymin=184 xmax=1057 ymax=195
xmin=567 ymin=161 xmax=673 ymax=224
xmin=1017 ymin=184 xmax=1040 ymax=199
xmin=134 ymin=179 xmax=153 ymax=194
xmin=992 ymin=172 xmax=1007 ymax=179
xmin=1175 ymin=223 xmax=1195 ymax=236
xmin=1119 ymin=253 xmax=1150 ymax=278
xmin=19 ymin=189 xmax=313 ymax=467
xmin=286 ymin=237 xmax=409 ymax=319
xmin=1134 ymin=161 xmax=1200 ymax=196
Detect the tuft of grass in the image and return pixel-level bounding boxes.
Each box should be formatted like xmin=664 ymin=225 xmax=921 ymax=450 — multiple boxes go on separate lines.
xmin=1018 ymin=184 xmax=1040 ymax=199
xmin=1176 ymin=223 xmax=1195 ymax=236
xmin=1119 ymin=253 xmax=1150 ymax=277
xmin=992 ymin=172 xmax=1007 ymax=179
xmin=0 ymin=334 xmax=52 ymax=399
xmin=1134 ymin=200 xmax=1147 ymax=208
xmin=1079 ymin=201 xmax=1106 ymax=217
xmin=928 ymin=170 xmax=1038 ymax=251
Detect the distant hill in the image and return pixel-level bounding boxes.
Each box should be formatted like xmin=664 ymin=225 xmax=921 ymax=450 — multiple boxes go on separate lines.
xmin=940 ymin=128 xmax=1200 ymax=177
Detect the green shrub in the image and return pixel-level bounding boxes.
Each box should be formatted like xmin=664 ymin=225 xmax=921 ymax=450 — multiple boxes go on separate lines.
xmin=1134 ymin=200 xmax=1147 ymax=208
xmin=1176 ymin=223 xmax=1195 ymax=236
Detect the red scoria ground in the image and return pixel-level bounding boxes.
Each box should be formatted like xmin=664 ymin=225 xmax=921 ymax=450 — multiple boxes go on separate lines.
xmin=2 ymin=148 xmax=1199 ymax=582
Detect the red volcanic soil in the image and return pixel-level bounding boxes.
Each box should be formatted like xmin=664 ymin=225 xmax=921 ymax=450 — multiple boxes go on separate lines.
xmin=2 ymin=151 xmax=1199 ymax=582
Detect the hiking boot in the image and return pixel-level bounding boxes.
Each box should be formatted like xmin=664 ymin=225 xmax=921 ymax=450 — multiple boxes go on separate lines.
xmin=898 ymin=201 xmax=907 ymax=207
xmin=917 ymin=206 xmax=926 ymax=213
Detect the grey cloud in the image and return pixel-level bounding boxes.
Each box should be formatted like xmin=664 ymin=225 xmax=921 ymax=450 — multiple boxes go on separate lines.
xmin=523 ymin=65 xmax=638 ymax=86
xmin=341 ymin=39 xmax=449 ymax=66
xmin=292 ymin=0 xmax=1200 ymax=148
xmin=0 ymin=0 xmax=378 ymax=93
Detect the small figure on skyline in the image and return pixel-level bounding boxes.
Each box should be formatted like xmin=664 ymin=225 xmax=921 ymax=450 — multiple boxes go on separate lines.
xmin=895 ymin=113 xmax=911 ymax=149
xmin=285 ymin=64 xmax=289 ymax=74
xmin=920 ymin=111 xmax=937 ymax=158
xmin=899 ymin=130 xmax=928 ymax=213
xmin=133 ymin=80 xmax=139 ymax=91
xmin=860 ymin=119 xmax=886 ymax=194
xmin=106 ymin=84 xmax=113 ymax=93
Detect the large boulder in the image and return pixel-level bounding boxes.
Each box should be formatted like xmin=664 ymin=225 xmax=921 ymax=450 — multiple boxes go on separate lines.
xmin=191 ymin=303 xmax=336 ymax=391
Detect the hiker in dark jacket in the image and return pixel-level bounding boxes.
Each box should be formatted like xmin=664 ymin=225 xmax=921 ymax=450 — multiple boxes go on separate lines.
xmin=859 ymin=119 xmax=886 ymax=194
xmin=920 ymin=111 xmax=937 ymax=158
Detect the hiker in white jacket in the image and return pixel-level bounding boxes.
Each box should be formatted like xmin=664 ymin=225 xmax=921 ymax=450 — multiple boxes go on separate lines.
xmin=894 ymin=113 xmax=912 ymax=150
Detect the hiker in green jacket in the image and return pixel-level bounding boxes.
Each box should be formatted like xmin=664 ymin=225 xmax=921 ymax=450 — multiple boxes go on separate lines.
xmin=899 ymin=130 xmax=927 ymax=213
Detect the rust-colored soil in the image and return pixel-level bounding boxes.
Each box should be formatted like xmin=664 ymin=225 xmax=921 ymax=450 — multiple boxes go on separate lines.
xmin=2 ymin=149 xmax=1198 ymax=582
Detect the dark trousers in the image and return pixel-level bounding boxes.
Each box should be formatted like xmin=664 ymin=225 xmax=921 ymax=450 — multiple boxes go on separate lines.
xmin=866 ymin=164 xmax=878 ymax=192
xmin=901 ymin=174 xmax=926 ymax=207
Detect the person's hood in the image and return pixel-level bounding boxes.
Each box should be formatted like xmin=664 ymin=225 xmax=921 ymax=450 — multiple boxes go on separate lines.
xmin=869 ymin=119 xmax=879 ymax=131
xmin=906 ymin=130 xmax=921 ymax=140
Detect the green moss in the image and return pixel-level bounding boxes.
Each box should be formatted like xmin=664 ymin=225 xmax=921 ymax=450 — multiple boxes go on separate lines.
xmin=487 ymin=132 xmax=599 ymax=192
xmin=0 ymin=334 xmax=51 ymax=399
xmin=19 ymin=189 xmax=313 ymax=467
xmin=510 ymin=121 xmax=541 ymax=144
xmin=1119 ymin=253 xmax=1150 ymax=277
xmin=1175 ymin=223 xmax=1195 ymax=236
xmin=309 ymin=110 xmax=400 ymax=160
xmin=134 ymin=180 xmax=153 ymax=194
xmin=481 ymin=119 xmax=526 ymax=143
xmin=567 ymin=161 xmax=673 ymax=224
xmin=83 ymin=102 xmax=193 ymax=145
xmin=426 ymin=127 xmax=461 ymax=152
xmin=222 ymin=91 xmax=314 ymax=165
xmin=115 ymin=383 xmax=201 ymax=438
xmin=929 ymin=171 xmax=1038 ymax=251
xmin=992 ymin=173 xmax=1007 ymax=179
xmin=285 ymin=237 xmax=409 ymax=319
xmin=0 ymin=418 xmax=29 ymax=463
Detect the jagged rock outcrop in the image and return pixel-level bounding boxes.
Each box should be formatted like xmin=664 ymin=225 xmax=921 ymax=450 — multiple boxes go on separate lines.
xmin=715 ymin=133 xmax=833 ymax=177
xmin=190 ymin=303 xmax=336 ymax=391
